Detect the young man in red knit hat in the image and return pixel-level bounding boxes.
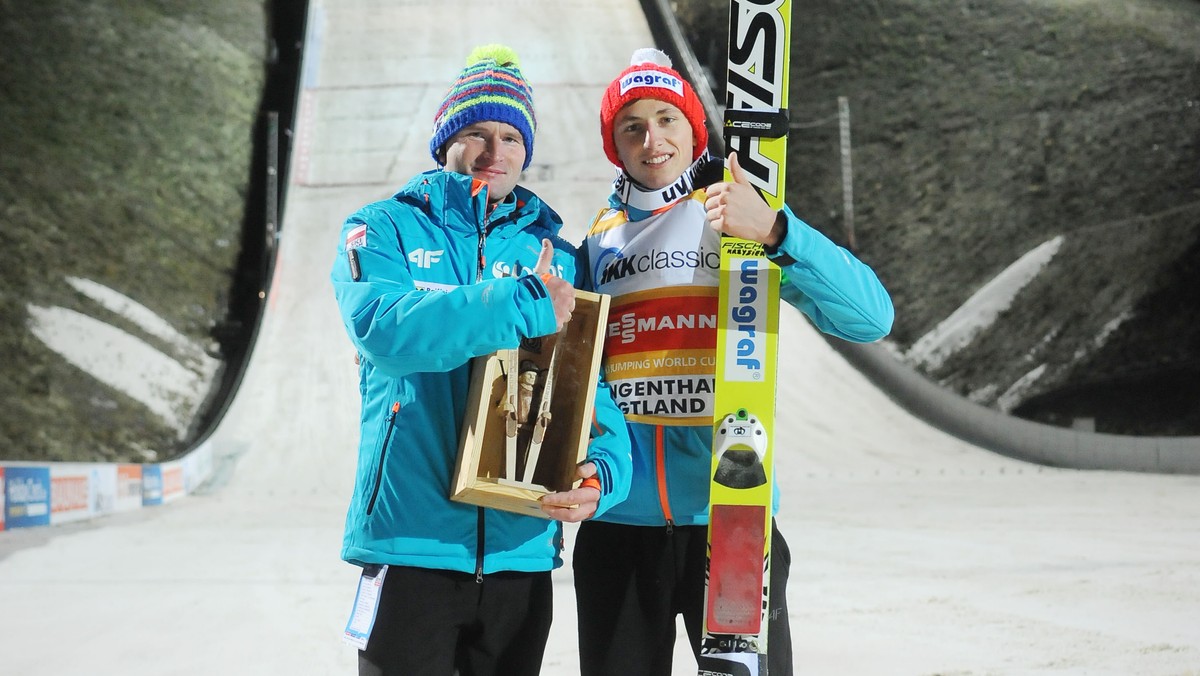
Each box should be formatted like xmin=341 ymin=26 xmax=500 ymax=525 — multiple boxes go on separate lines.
xmin=573 ymin=48 xmax=895 ymax=675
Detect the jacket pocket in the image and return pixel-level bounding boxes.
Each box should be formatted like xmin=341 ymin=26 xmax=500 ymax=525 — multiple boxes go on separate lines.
xmin=366 ymin=401 xmax=401 ymax=516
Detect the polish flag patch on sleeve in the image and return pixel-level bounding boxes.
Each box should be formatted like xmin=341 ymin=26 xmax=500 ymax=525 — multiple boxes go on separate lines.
xmin=346 ymin=224 xmax=367 ymax=250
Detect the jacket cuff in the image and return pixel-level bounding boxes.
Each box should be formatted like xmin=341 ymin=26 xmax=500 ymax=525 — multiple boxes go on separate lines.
xmin=587 ymin=457 xmax=616 ymax=518
xmin=764 ymin=209 xmax=798 ymax=267
xmin=515 ymin=274 xmax=557 ymax=338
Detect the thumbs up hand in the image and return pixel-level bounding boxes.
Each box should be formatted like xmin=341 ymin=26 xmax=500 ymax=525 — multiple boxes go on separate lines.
xmin=703 ymin=151 xmax=786 ymax=247
xmin=532 ymin=237 xmax=555 ymax=275
xmin=532 ymin=238 xmax=575 ymax=334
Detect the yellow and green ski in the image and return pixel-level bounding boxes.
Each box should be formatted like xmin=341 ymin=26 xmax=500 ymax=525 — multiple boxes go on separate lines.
xmin=700 ymin=1 xmax=791 ymax=674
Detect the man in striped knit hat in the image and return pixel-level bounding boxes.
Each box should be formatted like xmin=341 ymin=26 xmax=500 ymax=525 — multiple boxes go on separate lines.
xmin=331 ymin=44 xmax=631 ymax=676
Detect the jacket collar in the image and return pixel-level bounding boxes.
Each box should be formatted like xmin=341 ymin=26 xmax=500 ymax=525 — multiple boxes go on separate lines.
xmin=395 ymin=170 xmax=559 ymax=238
xmin=608 ymin=154 xmax=723 ymax=222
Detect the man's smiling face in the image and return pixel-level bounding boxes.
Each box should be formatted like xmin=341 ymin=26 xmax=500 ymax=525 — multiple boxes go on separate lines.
xmin=612 ymin=98 xmax=696 ymax=190
xmin=441 ymin=120 xmax=527 ymax=201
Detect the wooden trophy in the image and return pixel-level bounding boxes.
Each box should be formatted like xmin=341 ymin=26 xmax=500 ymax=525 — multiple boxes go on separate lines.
xmin=451 ymin=289 xmax=610 ymax=517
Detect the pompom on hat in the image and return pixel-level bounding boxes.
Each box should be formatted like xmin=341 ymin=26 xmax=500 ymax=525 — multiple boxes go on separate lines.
xmin=430 ymin=44 xmax=537 ymax=170
xmin=599 ymin=48 xmax=708 ymax=168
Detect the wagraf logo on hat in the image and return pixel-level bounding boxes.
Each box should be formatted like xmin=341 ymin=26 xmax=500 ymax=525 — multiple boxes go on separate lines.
xmin=619 ymin=70 xmax=684 ymax=97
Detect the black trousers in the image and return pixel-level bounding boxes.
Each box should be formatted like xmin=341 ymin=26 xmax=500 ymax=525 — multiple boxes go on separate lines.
xmin=359 ymin=566 xmax=552 ymax=676
xmin=573 ymin=520 xmax=793 ymax=676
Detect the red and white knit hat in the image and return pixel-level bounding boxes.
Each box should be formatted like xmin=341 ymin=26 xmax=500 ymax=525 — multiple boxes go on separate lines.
xmin=599 ymin=48 xmax=708 ymax=168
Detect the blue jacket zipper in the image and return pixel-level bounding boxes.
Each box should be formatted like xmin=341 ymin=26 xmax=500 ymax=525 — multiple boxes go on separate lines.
xmin=474 ymin=184 xmax=489 ymax=580
xmin=475 ymin=507 xmax=485 ymax=583
xmin=365 ymin=401 xmax=401 ymax=515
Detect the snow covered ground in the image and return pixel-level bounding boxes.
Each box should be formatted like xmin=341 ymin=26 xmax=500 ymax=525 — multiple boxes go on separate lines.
xmin=26 ymin=277 xmax=220 ymax=443
xmin=2 ymin=2 xmax=1199 ymax=674
xmin=905 ymin=235 xmax=1063 ymax=371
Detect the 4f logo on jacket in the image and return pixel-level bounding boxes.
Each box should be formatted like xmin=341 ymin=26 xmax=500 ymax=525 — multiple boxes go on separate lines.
xmin=408 ymin=248 xmax=444 ymax=268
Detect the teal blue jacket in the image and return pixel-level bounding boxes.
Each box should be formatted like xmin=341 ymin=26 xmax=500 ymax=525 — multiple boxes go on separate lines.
xmin=583 ymin=186 xmax=893 ymax=527
xmin=331 ymin=170 xmax=631 ymax=574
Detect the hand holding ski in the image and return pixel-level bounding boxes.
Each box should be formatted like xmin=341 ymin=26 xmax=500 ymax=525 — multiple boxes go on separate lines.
xmin=703 ymin=152 xmax=784 ymax=247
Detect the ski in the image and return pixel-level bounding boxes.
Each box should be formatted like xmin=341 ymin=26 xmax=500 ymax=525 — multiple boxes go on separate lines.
xmin=700 ymin=1 xmax=791 ymax=674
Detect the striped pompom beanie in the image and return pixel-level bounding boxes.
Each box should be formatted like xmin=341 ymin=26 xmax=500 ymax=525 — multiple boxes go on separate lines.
xmin=429 ymin=44 xmax=537 ymax=170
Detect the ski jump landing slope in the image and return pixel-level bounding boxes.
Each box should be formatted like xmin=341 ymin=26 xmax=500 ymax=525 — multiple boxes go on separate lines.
xmin=2 ymin=2 xmax=1199 ymax=674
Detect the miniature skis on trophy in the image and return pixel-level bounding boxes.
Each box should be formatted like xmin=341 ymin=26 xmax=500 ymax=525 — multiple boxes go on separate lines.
xmin=523 ymin=334 xmax=561 ymax=483
xmin=495 ymin=333 xmax=562 ymax=491
xmin=499 ymin=347 xmax=523 ymax=480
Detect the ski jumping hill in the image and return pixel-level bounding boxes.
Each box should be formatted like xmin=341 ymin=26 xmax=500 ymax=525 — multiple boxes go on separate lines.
xmin=1 ymin=1 xmax=1198 ymax=674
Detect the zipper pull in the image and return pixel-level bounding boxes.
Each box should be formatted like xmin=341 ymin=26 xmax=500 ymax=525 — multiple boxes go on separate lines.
xmin=476 ymin=507 xmax=486 ymax=583
xmin=475 ymin=189 xmax=490 ymax=283
xmin=665 ymin=520 xmax=674 ymax=536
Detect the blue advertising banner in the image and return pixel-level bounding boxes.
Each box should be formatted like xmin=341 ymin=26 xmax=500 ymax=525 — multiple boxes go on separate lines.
xmin=5 ymin=466 xmax=52 ymax=529
xmin=142 ymin=464 xmax=163 ymax=506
